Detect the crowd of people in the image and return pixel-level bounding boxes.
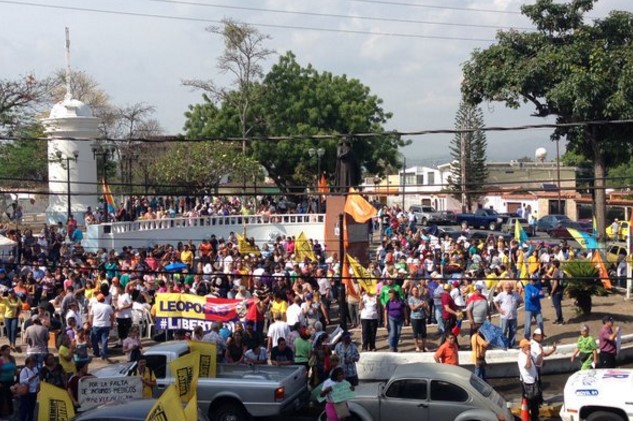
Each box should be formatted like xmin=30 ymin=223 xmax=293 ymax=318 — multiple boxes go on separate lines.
xmin=0 ymin=201 xmax=626 ymax=421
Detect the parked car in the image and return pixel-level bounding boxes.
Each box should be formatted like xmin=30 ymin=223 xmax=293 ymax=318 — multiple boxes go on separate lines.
xmin=91 ymin=342 xmax=308 ymax=421
xmin=536 ymin=214 xmax=571 ymax=232
xmin=323 ymin=363 xmax=513 ymax=421
xmin=72 ymin=399 xmax=210 ymax=421
xmin=606 ymin=221 xmax=630 ymax=241
xmin=456 ymin=209 xmax=506 ymax=231
xmin=606 ymin=243 xmax=628 ymax=264
xmin=560 ymin=368 xmax=633 ymax=421
xmin=547 ymin=220 xmax=593 ymax=240
xmin=468 ymin=230 xmax=513 ymax=243
xmin=500 ymin=217 xmax=531 ymax=235
xmin=410 ymin=205 xmax=452 ymax=226
xmin=438 ymin=210 xmax=457 ymax=225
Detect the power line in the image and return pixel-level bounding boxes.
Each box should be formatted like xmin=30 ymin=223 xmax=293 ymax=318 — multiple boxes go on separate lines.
xmin=145 ymin=0 xmax=533 ymax=31
xmin=0 ymin=0 xmax=495 ymax=41
xmin=343 ymin=0 xmax=523 ymax=15
xmin=3 ymin=118 xmax=633 ymax=143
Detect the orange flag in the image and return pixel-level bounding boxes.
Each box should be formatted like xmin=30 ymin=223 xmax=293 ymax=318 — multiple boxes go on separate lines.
xmin=591 ymin=252 xmax=612 ymax=290
xmin=341 ymin=254 xmax=359 ymax=301
xmin=317 ymin=174 xmax=329 ymax=194
xmin=344 ymin=188 xmax=377 ymax=223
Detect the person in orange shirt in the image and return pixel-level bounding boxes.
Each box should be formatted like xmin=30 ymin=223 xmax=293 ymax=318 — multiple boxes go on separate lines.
xmin=434 ymin=333 xmax=459 ymax=365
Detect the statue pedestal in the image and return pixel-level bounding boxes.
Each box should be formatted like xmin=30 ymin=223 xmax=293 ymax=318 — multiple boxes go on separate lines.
xmin=324 ymin=195 xmax=370 ymax=264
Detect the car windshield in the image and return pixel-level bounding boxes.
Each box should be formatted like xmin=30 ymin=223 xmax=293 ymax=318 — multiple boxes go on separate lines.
xmin=469 ymin=375 xmax=493 ymax=397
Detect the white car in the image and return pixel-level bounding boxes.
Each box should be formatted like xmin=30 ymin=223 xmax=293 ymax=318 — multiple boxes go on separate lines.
xmin=560 ymin=368 xmax=633 ymax=421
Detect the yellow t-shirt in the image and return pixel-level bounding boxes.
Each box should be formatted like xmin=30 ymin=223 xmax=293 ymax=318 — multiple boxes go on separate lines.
xmin=59 ymin=345 xmax=77 ymax=375
xmin=271 ymin=300 xmax=288 ymax=319
xmin=85 ymin=287 xmax=99 ymax=301
xmin=2 ymin=297 xmax=22 ymax=319
xmin=471 ymin=333 xmax=488 ymax=363
xmin=485 ymin=274 xmax=497 ymax=291
xmin=138 ymin=368 xmax=156 ymax=398
xmin=180 ymin=250 xmax=194 ymax=266
xmin=527 ymin=256 xmax=539 ymax=275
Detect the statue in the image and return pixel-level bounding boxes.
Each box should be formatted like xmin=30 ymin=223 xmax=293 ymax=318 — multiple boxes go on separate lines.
xmin=334 ymin=137 xmax=361 ymax=192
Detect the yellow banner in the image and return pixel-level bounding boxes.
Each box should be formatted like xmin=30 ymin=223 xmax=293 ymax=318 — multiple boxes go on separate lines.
xmin=295 ymin=231 xmax=316 ymax=262
xmin=38 ymin=383 xmax=75 ymax=421
xmin=347 ymin=254 xmax=377 ymax=294
xmin=237 ymin=233 xmax=261 ymax=256
xmin=169 ymin=351 xmax=200 ymax=402
xmin=184 ymin=379 xmax=198 ymax=421
xmin=188 ymin=340 xmax=217 ymax=378
xmin=146 ymin=384 xmax=185 ymax=421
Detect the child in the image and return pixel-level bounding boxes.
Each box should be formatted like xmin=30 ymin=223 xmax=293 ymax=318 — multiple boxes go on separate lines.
xmin=320 ymin=366 xmax=354 ymax=421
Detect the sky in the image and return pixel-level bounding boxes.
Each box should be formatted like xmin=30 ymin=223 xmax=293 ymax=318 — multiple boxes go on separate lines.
xmin=2 ymin=0 xmax=632 ymax=167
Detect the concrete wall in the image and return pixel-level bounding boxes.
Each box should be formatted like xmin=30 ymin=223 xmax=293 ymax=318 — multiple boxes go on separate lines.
xmin=83 ymin=214 xmax=325 ymax=252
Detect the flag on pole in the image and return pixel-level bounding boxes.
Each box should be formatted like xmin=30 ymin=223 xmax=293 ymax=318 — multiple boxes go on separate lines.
xmin=145 ymin=384 xmax=185 ymax=421
xmin=347 ymin=254 xmax=377 ymax=294
xmin=237 ymin=233 xmax=261 ymax=256
xmin=187 ymin=341 xmax=217 ymax=378
xmin=102 ymin=178 xmax=116 ymax=214
xmin=317 ymin=174 xmax=329 ymax=194
xmin=344 ymin=188 xmax=377 ymax=223
xmin=514 ymin=219 xmax=528 ymax=245
xmin=567 ymin=228 xmax=599 ymax=250
xmin=591 ymin=251 xmax=613 ymax=289
xmin=169 ymin=351 xmax=200 ymax=402
xmin=38 ymin=382 xmax=75 ymax=421
xmin=295 ymin=231 xmax=316 ymax=262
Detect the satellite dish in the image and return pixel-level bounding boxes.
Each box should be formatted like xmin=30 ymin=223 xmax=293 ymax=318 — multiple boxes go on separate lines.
xmin=535 ymin=147 xmax=547 ymax=162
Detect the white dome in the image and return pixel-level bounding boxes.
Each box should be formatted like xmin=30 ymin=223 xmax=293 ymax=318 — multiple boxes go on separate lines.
xmin=535 ymin=147 xmax=548 ymax=162
xmin=49 ymin=98 xmax=93 ymax=119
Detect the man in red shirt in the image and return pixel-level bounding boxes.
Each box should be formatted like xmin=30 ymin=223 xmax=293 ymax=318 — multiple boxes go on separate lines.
xmin=599 ymin=316 xmax=621 ymax=368
xmin=440 ymin=284 xmax=460 ymax=345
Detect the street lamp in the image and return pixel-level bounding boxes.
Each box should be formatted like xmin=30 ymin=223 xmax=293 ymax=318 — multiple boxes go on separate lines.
xmin=308 ymin=147 xmax=325 ymax=213
xmin=91 ymin=142 xmax=116 ymax=223
xmin=55 ymin=150 xmax=79 ymax=222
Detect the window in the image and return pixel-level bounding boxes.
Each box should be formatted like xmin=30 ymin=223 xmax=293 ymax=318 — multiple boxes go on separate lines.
xmin=469 ymin=375 xmax=492 ymax=398
xmin=430 ymin=380 xmax=468 ymax=402
xmin=416 ymin=174 xmax=425 ymax=185
xmin=427 ymin=172 xmax=435 ymax=186
xmin=385 ymin=379 xmax=428 ymax=400
xmin=145 ymin=355 xmax=167 ymax=379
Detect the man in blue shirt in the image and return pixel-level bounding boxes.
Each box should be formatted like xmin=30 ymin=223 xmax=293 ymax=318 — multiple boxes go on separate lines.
xmin=524 ymin=276 xmax=545 ymax=339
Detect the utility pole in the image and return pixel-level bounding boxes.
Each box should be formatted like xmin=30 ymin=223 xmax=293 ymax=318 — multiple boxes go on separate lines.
xmin=402 ymin=157 xmax=406 ymax=210
xmin=460 ymin=131 xmax=467 ymax=213
xmin=556 ymin=138 xmax=563 ymax=214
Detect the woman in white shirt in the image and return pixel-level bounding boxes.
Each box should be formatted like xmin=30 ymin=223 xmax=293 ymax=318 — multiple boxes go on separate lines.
xmin=18 ymin=355 xmax=40 ymax=421
xmin=359 ymin=289 xmax=379 ymax=352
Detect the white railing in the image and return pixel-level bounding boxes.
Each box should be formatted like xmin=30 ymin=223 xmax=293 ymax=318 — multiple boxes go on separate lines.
xmin=105 ymin=214 xmax=326 ymax=234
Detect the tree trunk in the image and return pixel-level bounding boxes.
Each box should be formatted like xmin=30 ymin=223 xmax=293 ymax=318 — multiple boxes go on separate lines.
xmin=589 ymin=129 xmax=607 ymax=242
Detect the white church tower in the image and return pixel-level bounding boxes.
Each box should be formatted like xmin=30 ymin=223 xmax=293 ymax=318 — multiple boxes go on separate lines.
xmin=43 ymin=28 xmax=100 ymax=226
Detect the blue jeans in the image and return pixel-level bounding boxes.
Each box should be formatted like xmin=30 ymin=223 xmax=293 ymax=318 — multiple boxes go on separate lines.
xmin=91 ymin=326 xmax=111 ymax=358
xmin=434 ymin=307 xmax=444 ymax=334
xmin=388 ymin=317 xmax=403 ymax=350
xmin=5 ymin=317 xmax=18 ymax=346
xmin=524 ymin=310 xmax=544 ymax=339
xmin=500 ymin=318 xmax=517 ymax=348
xmin=552 ymin=292 xmax=564 ymax=322
xmin=19 ymin=392 xmax=37 ymax=421
xmin=474 ymin=364 xmax=486 ymax=381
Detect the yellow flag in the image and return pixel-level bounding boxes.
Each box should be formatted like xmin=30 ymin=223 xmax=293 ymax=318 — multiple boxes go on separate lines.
xmin=169 ymin=351 xmax=200 ymax=402
xmin=184 ymin=379 xmax=198 ymax=421
xmin=38 ymin=382 xmax=75 ymax=421
xmin=295 ymin=231 xmax=316 ymax=262
xmin=187 ymin=340 xmax=217 ymax=378
xmin=347 ymin=254 xmax=377 ymax=294
xmin=237 ymin=232 xmax=261 ymax=256
xmin=146 ymin=384 xmax=185 ymax=421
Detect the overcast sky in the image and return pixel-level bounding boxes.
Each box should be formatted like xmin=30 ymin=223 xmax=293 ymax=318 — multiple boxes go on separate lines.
xmin=2 ymin=0 xmax=631 ymax=166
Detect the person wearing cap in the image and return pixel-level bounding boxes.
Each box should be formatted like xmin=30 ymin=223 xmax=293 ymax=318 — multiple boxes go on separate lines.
xmin=89 ymin=293 xmax=115 ymax=360
xmin=334 ymin=332 xmax=360 ymax=386
xmin=2 ymin=288 xmax=22 ymax=351
xmin=571 ymin=324 xmax=597 ymax=370
xmin=24 ymin=314 xmax=49 ymax=370
xmin=524 ymin=275 xmax=545 ymax=340
xmin=530 ymin=328 xmax=557 ymax=382
xmin=465 ymin=283 xmax=489 ymax=336
xmin=518 ymin=338 xmax=540 ymax=421
xmin=598 ymin=316 xmax=621 ymax=368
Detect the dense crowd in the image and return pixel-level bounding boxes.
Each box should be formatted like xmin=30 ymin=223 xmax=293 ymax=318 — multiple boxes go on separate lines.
xmin=0 ymin=202 xmax=625 ymax=420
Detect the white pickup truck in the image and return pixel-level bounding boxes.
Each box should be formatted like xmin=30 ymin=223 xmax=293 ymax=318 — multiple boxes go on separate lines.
xmin=92 ymin=341 xmax=309 ymax=421
xmin=560 ymin=368 xmax=633 ymax=421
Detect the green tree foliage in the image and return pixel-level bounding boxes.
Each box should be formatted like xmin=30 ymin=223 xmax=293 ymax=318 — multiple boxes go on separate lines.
xmin=461 ymin=0 xmax=633 ymax=238
xmin=185 ymin=51 xmax=407 ymax=192
xmin=0 ymin=125 xmax=48 ymax=187
xmin=448 ymin=101 xmax=488 ymax=211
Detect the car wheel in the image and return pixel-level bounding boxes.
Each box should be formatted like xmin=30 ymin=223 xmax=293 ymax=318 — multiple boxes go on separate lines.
xmin=422 ymin=218 xmax=428 ymax=226
xmin=213 ymin=402 xmax=248 ymax=421
xmin=585 ymin=410 xmax=626 ymax=421
xmin=488 ymin=221 xmax=497 ymax=231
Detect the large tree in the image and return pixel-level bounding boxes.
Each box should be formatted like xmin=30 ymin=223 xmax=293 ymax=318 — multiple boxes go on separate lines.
xmin=461 ymin=0 xmax=633 ymax=237
xmin=184 ymin=51 xmax=407 ymax=192
xmin=449 ymin=101 xmax=488 ymax=211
